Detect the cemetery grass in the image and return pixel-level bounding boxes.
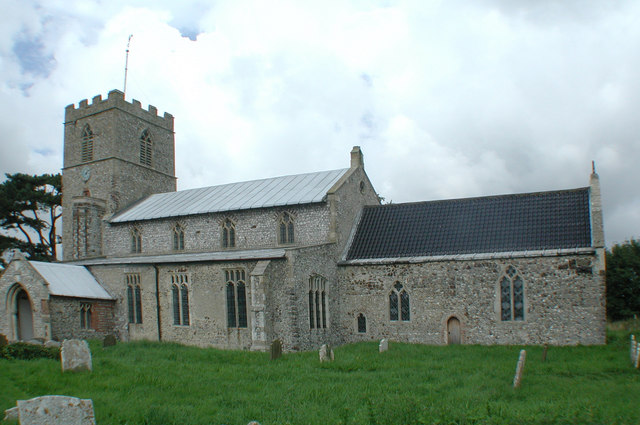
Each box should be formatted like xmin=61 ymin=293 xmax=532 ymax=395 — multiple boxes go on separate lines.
xmin=1 ymin=332 xmax=640 ymax=425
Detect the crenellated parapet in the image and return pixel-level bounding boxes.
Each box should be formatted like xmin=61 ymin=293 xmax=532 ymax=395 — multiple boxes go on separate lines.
xmin=65 ymin=89 xmax=174 ymax=131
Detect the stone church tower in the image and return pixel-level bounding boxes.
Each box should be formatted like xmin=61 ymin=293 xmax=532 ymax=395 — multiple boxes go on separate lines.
xmin=61 ymin=90 xmax=176 ymax=261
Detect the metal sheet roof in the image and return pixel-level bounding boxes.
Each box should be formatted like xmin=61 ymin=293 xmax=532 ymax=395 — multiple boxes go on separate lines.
xmin=110 ymin=168 xmax=349 ymax=223
xmin=70 ymin=248 xmax=287 ymax=266
xmin=29 ymin=261 xmax=114 ymax=300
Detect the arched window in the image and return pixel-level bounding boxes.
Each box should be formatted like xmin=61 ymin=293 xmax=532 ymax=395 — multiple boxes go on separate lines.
xmin=389 ymin=282 xmax=410 ymax=321
xmin=80 ymin=303 xmax=92 ymax=329
xmin=140 ymin=129 xmax=152 ymax=166
xmin=309 ymin=275 xmax=328 ymax=329
xmin=226 ymin=269 xmax=247 ymax=328
xmin=171 ymin=273 xmax=190 ymax=326
xmin=181 ymin=284 xmax=190 ymax=325
xmin=173 ymin=224 xmax=185 ymax=251
xmin=357 ymin=313 xmax=367 ymax=333
xmin=279 ymin=212 xmax=294 ymax=244
xmin=172 ymin=285 xmax=180 ymax=325
xmin=126 ymin=273 xmax=142 ymax=324
xmin=222 ymin=219 xmax=236 ymax=248
xmin=81 ymin=124 xmax=94 ymax=163
xmin=500 ymin=266 xmax=525 ymax=321
xmin=131 ymin=228 xmax=142 ymax=253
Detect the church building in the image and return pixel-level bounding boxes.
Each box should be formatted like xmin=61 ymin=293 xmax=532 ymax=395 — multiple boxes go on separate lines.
xmin=0 ymin=90 xmax=606 ymax=350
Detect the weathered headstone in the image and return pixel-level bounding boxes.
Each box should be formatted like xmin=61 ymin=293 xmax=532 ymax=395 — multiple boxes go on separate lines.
xmin=270 ymin=339 xmax=282 ymax=360
xmin=319 ymin=344 xmax=334 ymax=362
xmin=0 ymin=333 xmax=8 ymax=348
xmin=631 ymin=335 xmax=636 ymax=363
xmin=103 ymin=334 xmax=117 ymax=348
xmin=512 ymin=349 xmax=526 ymax=389
xmin=379 ymin=339 xmax=388 ymax=353
xmin=17 ymin=396 xmax=95 ymax=425
xmin=61 ymin=339 xmax=92 ymax=372
xmin=3 ymin=406 xmax=18 ymax=422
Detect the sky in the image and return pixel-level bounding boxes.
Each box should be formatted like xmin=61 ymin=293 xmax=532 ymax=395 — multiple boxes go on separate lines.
xmin=1 ymin=0 xmax=639 ymax=247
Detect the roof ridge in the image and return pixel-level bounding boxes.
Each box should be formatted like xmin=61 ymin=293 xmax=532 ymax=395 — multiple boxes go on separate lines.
xmin=364 ymin=186 xmax=590 ymax=209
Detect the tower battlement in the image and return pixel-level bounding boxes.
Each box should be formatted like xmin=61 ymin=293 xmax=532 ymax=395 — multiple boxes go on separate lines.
xmin=64 ymin=89 xmax=174 ymax=130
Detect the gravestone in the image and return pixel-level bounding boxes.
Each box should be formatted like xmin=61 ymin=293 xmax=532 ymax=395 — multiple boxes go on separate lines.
xmin=103 ymin=334 xmax=117 ymax=348
xmin=379 ymin=339 xmax=388 ymax=353
xmin=61 ymin=339 xmax=92 ymax=372
xmin=0 ymin=333 xmax=8 ymax=348
xmin=319 ymin=344 xmax=334 ymax=362
xmin=512 ymin=349 xmax=526 ymax=389
xmin=17 ymin=396 xmax=95 ymax=425
xmin=270 ymin=339 xmax=282 ymax=360
xmin=541 ymin=344 xmax=548 ymax=362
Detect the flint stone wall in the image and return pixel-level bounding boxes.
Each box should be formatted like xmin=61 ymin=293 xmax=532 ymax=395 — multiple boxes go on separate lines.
xmin=50 ymin=297 xmax=115 ymax=341
xmin=337 ymin=253 xmax=606 ymax=346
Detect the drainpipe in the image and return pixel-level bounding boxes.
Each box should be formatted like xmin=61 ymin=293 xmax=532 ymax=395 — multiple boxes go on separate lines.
xmin=154 ymin=264 xmax=162 ymax=341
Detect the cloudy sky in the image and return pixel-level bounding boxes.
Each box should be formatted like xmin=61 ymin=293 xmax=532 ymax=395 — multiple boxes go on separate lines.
xmin=1 ymin=0 xmax=639 ymax=247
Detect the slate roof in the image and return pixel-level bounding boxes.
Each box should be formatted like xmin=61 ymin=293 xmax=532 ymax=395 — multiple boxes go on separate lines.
xmin=29 ymin=261 xmax=114 ymax=300
xmin=110 ymin=169 xmax=349 ymax=223
xmin=344 ymin=187 xmax=592 ymax=261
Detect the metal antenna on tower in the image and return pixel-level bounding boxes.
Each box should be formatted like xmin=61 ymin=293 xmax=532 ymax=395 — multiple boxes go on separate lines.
xmin=123 ymin=34 xmax=133 ymax=97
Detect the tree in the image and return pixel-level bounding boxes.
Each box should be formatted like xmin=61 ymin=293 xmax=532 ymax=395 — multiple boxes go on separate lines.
xmin=0 ymin=173 xmax=62 ymax=267
xmin=606 ymin=239 xmax=640 ymax=321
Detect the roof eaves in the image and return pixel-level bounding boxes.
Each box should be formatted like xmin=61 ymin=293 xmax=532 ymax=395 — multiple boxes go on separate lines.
xmin=338 ymin=247 xmax=597 ymax=265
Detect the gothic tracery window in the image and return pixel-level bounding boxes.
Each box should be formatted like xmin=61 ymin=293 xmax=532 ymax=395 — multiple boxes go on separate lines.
xmin=171 ymin=273 xmax=190 ymax=326
xmin=309 ymin=275 xmax=328 ymax=329
xmin=173 ymin=224 xmax=185 ymax=251
xmin=226 ymin=269 xmax=247 ymax=328
xmin=500 ymin=266 xmax=525 ymax=321
xmin=126 ymin=273 xmax=142 ymax=324
xmin=81 ymin=124 xmax=94 ymax=163
xmin=80 ymin=303 xmax=92 ymax=329
xmin=389 ymin=282 xmax=410 ymax=321
xmin=279 ymin=212 xmax=294 ymax=244
xmin=131 ymin=228 xmax=142 ymax=253
xmin=140 ymin=129 xmax=152 ymax=166
xmin=222 ymin=219 xmax=236 ymax=248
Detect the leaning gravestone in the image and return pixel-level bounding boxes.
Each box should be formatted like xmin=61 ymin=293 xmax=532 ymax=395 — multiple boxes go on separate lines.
xmin=103 ymin=334 xmax=117 ymax=348
xmin=379 ymin=339 xmax=388 ymax=353
xmin=512 ymin=349 xmax=527 ymax=389
xmin=61 ymin=339 xmax=92 ymax=372
xmin=270 ymin=339 xmax=282 ymax=360
xmin=17 ymin=396 xmax=95 ymax=425
xmin=319 ymin=344 xmax=334 ymax=363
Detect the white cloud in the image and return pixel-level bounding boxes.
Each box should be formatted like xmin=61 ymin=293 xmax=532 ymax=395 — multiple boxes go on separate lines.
xmin=1 ymin=0 xmax=639 ymax=246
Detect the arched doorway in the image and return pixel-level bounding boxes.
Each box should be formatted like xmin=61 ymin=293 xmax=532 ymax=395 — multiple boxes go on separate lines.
xmin=15 ymin=288 xmax=34 ymax=341
xmin=447 ymin=317 xmax=461 ymax=345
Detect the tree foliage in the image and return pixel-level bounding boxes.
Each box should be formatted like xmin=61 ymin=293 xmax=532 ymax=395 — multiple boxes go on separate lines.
xmin=0 ymin=173 xmax=62 ymax=267
xmin=606 ymin=239 xmax=640 ymax=321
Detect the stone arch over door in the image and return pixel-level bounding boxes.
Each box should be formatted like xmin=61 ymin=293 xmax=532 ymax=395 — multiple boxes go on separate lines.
xmin=6 ymin=284 xmax=34 ymax=341
xmin=447 ymin=316 xmax=461 ymax=345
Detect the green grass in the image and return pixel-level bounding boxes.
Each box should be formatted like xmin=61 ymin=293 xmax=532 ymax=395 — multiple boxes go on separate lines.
xmin=2 ymin=331 xmax=640 ymax=425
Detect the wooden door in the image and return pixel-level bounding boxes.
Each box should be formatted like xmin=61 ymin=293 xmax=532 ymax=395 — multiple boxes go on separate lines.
xmin=447 ymin=317 xmax=460 ymax=345
xmin=17 ymin=290 xmax=34 ymax=341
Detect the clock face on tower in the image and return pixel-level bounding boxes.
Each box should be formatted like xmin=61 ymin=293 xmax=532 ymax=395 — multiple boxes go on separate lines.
xmin=81 ymin=166 xmax=91 ymax=182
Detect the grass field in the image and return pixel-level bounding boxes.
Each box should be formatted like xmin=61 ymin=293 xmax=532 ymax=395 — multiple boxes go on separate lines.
xmin=2 ymin=330 xmax=640 ymax=425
